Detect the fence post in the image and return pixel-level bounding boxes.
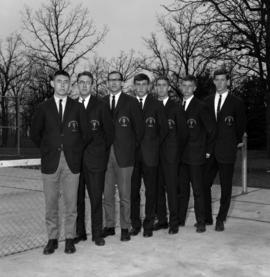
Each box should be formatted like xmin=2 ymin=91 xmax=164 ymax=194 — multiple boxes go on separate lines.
xmin=241 ymin=133 xmax=248 ymax=194
xmin=16 ymin=96 xmax=21 ymax=156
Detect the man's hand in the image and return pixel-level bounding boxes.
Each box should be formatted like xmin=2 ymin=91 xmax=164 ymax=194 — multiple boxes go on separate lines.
xmin=206 ymin=153 xmax=211 ymax=159
xmin=237 ymin=142 xmax=244 ymax=148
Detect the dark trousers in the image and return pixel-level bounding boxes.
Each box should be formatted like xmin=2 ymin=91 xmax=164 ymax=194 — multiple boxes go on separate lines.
xmin=178 ymin=163 xmax=205 ymax=225
xmin=76 ymin=167 xmax=105 ymax=239
xmin=156 ymin=161 xmax=179 ymax=228
xmin=131 ymin=160 xmax=157 ymax=231
xmin=203 ymin=156 xmax=234 ymax=222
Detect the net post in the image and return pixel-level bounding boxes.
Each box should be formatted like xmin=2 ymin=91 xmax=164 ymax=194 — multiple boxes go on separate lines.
xmin=241 ymin=132 xmax=248 ymax=194
xmin=17 ymin=96 xmax=21 ymax=156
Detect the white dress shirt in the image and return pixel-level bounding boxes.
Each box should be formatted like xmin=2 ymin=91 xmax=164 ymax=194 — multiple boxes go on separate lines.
xmin=214 ymin=91 xmax=228 ymax=118
xmin=79 ymin=94 xmax=91 ymax=108
xmin=110 ymin=91 xmax=122 ymax=109
xmin=183 ymin=95 xmax=194 ymax=111
xmin=136 ymin=94 xmax=148 ymax=108
xmin=54 ymin=95 xmax=67 ymax=117
xmin=162 ymin=96 xmax=169 ymax=106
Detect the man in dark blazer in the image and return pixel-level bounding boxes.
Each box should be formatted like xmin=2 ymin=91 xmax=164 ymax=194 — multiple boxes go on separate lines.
xmin=204 ymin=69 xmax=246 ymax=231
xmin=30 ymin=70 xmax=89 ymax=254
xmin=178 ymin=75 xmax=216 ymax=233
xmin=154 ymin=76 xmax=188 ymax=234
xmin=102 ymin=71 xmax=144 ymax=242
xmin=74 ymin=71 xmax=114 ymax=246
xmin=130 ymin=73 xmax=169 ymax=238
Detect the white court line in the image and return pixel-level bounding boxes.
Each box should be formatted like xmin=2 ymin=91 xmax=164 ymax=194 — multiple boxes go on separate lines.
xmin=0 ymin=159 xmax=41 ymax=168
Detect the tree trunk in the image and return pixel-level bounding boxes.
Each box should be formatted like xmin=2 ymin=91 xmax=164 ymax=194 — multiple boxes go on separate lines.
xmin=0 ymin=99 xmax=8 ymax=147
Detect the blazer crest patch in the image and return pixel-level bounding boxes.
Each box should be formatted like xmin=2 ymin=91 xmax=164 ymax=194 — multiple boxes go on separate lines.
xmin=68 ymin=120 xmax=79 ymax=132
xmin=90 ymin=119 xmax=100 ymax=131
xmin=145 ymin=117 xmax=156 ymax=128
xmin=187 ymin=118 xmax=197 ymax=129
xmin=225 ymin=116 xmax=234 ymax=126
xmin=118 ymin=116 xmax=130 ymax=127
xmin=168 ymin=119 xmax=176 ymax=129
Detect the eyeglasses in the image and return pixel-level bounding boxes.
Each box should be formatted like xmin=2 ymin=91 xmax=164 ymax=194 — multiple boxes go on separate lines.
xmin=108 ymin=78 xmax=122 ymax=82
xmin=78 ymin=81 xmax=91 ymax=86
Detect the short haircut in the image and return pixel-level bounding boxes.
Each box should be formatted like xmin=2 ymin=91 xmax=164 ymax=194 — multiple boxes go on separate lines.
xmin=77 ymin=71 xmax=94 ymax=84
xmin=156 ymin=76 xmax=169 ymax=84
xmin=182 ymin=75 xmax=197 ymax=86
xmin=108 ymin=71 xmax=123 ymax=81
xmin=134 ymin=73 xmax=150 ymax=84
xmin=213 ymin=69 xmax=230 ymax=80
xmin=53 ymin=70 xmax=70 ymax=80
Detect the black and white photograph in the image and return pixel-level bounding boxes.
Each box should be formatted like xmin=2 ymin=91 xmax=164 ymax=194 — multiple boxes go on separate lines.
xmin=0 ymin=0 xmax=269 ymax=276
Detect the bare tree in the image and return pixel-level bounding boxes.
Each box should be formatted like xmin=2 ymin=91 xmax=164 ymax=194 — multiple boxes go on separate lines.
xmin=140 ymin=5 xmax=215 ymax=96
xmin=107 ymin=50 xmax=139 ymax=82
xmin=22 ymin=0 xmax=108 ymax=71
xmin=0 ymin=34 xmax=25 ymax=146
xmin=165 ymin=0 xmax=270 ymax=155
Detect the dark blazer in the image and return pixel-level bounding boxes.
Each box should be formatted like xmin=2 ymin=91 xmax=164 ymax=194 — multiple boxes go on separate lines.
xmin=83 ymin=96 xmax=114 ymax=172
xmin=182 ymin=96 xmax=216 ymax=165
xmin=139 ymin=94 xmax=169 ymax=167
xmin=30 ymin=97 xmax=89 ymax=174
xmin=204 ymin=93 xmax=246 ymax=163
xmin=104 ymin=92 xmax=144 ymax=167
xmin=160 ymin=99 xmax=188 ymax=164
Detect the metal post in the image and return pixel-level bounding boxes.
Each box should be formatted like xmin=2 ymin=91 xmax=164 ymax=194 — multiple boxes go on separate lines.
xmin=241 ymin=133 xmax=248 ymax=194
xmin=16 ymin=96 xmax=20 ymax=156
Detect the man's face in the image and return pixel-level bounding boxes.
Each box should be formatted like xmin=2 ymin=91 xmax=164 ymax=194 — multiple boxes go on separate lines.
xmin=214 ymin=74 xmax=229 ymax=93
xmin=78 ymin=75 xmax=92 ymax=98
xmin=134 ymin=80 xmax=149 ymax=98
xmin=181 ymin=80 xmax=196 ymax=98
xmin=156 ymin=79 xmax=169 ymax=99
xmin=107 ymin=73 xmax=122 ymax=94
xmin=51 ymin=75 xmax=70 ymax=97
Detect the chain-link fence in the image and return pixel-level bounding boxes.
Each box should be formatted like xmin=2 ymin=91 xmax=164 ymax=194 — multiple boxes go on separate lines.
xmin=0 ymin=135 xmax=249 ymax=258
xmin=0 ymin=159 xmax=93 ymax=257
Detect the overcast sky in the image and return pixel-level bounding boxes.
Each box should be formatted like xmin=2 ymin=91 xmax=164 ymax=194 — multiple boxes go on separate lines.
xmin=0 ymin=0 xmax=169 ymax=59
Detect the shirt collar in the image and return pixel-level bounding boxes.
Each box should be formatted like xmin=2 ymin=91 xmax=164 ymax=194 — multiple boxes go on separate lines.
xmin=79 ymin=94 xmax=91 ymax=107
xmin=215 ymin=90 xmax=229 ymax=98
xmin=54 ymin=95 xmax=67 ymax=104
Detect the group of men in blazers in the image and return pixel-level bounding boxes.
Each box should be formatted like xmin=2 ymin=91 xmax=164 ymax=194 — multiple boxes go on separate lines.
xmin=30 ymin=68 xmax=246 ymax=255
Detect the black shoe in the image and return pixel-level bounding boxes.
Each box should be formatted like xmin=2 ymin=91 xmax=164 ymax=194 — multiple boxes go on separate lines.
xmin=102 ymin=227 xmax=115 ymax=238
xmin=64 ymin=239 xmax=76 ymax=254
xmin=196 ymin=224 xmax=206 ymax=233
xmin=129 ymin=228 xmax=141 ymax=236
xmin=43 ymin=239 xmax=58 ymax=255
xmin=94 ymin=237 xmax=105 ymax=246
xmin=121 ymin=229 xmax=130 ymax=241
xmin=215 ymin=220 xmax=225 ymax=232
xmin=153 ymin=222 xmax=168 ymax=231
xmin=168 ymin=227 xmax=179 ymax=235
xmin=73 ymin=234 xmax=87 ymax=244
xmin=143 ymin=230 xmax=153 ymax=237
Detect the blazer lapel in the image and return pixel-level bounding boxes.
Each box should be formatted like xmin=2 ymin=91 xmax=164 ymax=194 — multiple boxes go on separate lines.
xmin=50 ymin=97 xmax=61 ymax=128
xmin=143 ymin=94 xmax=151 ymax=112
xmin=114 ymin=92 xmax=125 ymax=116
xmin=86 ymin=95 xmax=95 ymax=111
xmin=62 ymin=97 xmax=71 ymax=125
xmin=217 ymin=93 xmax=231 ymax=121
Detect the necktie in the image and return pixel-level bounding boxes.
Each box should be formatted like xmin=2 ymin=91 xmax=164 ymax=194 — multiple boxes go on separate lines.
xmin=182 ymin=100 xmax=186 ymax=111
xmin=59 ymin=99 xmax=63 ymax=122
xmin=111 ymin=95 xmax=115 ymax=113
xmin=217 ymin=94 xmax=222 ymax=118
xmin=139 ymin=98 xmax=143 ymax=109
xmin=81 ymin=99 xmax=85 ymax=109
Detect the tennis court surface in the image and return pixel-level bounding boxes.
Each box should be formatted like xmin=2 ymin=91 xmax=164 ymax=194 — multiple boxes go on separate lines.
xmin=0 ymin=160 xmax=270 ymax=277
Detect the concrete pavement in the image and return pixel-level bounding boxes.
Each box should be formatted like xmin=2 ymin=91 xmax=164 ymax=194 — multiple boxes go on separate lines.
xmin=0 ymin=185 xmax=270 ymax=277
